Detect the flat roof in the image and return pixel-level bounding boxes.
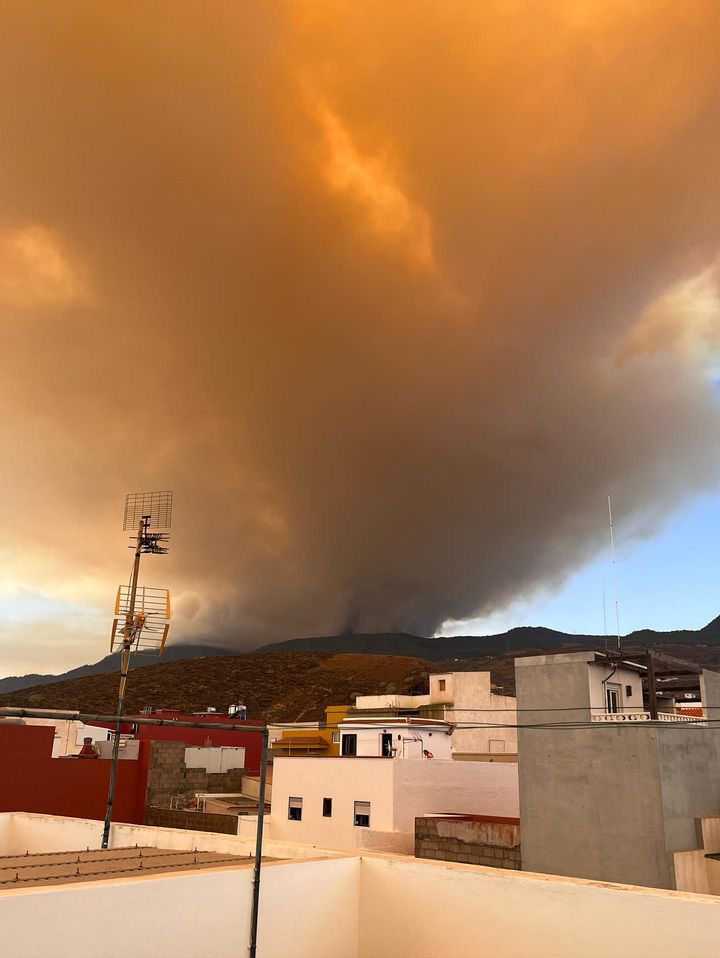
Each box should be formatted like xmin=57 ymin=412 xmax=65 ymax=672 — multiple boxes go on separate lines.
xmin=0 ymin=846 xmax=265 ymax=890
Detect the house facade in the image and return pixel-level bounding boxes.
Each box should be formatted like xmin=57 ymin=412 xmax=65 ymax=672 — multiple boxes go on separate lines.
xmin=352 ymin=671 xmax=517 ymax=759
xmin=269 ymin=717 xmax=519 ymax=854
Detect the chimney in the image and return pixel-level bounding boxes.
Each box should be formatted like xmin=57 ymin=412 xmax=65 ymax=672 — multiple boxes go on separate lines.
xmin=78 ymin=737 xmax=99 ymax=759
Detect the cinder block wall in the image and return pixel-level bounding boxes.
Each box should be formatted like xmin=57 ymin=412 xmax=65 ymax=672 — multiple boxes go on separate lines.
xmin=144 ymin=806 xmax=240 ymax=835
xmin=144 ymin=741 xmax=245 ymax=808
xmin=415 ymin=817 xmax=521 ymax=870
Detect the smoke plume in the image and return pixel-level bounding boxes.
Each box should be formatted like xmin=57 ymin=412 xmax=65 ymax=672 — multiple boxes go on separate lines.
xmin=1 ymin=1 xmax=720 ymax=661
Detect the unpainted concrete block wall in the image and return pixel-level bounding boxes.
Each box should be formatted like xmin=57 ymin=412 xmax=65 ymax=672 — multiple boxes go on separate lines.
xmin=143 ymin=806 xmax=240 ymax=834
xmin=144 ymin=741 xmax=245 ymax=808
xmin=415 ymin=817 xmax=521 ymax=870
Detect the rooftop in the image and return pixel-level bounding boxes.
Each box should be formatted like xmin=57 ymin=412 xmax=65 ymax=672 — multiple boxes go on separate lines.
xmin=1 ymin=812 xmax=719 ymax=958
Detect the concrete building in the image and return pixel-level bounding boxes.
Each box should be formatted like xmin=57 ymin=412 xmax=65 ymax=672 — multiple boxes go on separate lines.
xmin=353 ymin=671 xmax=517 ymax=759
xmin=1 ymin=811 xmax=720 ymax=958
xmin=516 ymin=650 xmax=720 ymax=889
xmin=268 ymin=740 xmax=518 ymax=853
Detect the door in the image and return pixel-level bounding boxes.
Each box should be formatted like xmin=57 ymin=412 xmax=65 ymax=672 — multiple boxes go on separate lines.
xmin=606 ymin=685 xmax=621 ymax=714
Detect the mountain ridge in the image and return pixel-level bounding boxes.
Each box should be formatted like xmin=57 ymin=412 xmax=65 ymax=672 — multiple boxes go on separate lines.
xmin=2 ymin=615 xmax=719 ymax=696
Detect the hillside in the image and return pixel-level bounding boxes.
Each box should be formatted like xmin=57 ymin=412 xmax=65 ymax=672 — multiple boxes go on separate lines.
xmin=5 ymin=614 xmax=720 ymax=697
xmin=0 ymin=644 xmax=236 ymax=695
xmin=0 ymin=652 xmax=433 ymax=722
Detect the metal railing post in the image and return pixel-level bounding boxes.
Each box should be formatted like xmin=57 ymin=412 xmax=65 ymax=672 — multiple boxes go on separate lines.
xmin=249 ymin=728 xmax=269 ymax=958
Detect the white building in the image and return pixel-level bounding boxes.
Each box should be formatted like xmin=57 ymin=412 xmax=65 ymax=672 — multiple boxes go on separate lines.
xmin=269 ymin=716 xmax=519 ymax=854
xmin=352 ymin=671 xmax=517 ymax=758
xmin=1 ymin=811 xmax=720 ymax=958
xmin=338 ymin=716 xmax=453 ymax=760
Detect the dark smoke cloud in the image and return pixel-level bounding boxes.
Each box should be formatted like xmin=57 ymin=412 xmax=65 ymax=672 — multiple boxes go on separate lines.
xmin=1 ymin=1 xmax=720 ymax=660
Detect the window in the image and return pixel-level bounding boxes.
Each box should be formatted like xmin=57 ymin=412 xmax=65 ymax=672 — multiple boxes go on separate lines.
xmin=606 ymin=686 xmax=620 ymax=714
xmin=381 ymin=733 xmax=393 ymax=757
xmin=341 ymin=734 xmax=357 ymax=756
xmin=438 ymin=679 xmax=446 ymax=691
xmin=354 ymin=801 xmax=371 ymax=827
xmin=323 ymin=797 xmax=332 ymax=817
xmin=288 ymin=797 xmax=303 ymax=821
xmin=332 ymin=732 xmax=340 ymax=744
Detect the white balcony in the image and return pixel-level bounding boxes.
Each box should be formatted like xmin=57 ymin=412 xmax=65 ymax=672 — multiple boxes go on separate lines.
xmin=591 ymin=711 xmax=704 ymax=724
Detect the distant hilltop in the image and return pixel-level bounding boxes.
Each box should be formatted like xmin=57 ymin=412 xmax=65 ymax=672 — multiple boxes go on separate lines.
xmin=2 ymin=614 xmax=720 ymax=696
xmin=256 ymin=617 xmax=720 ymax=660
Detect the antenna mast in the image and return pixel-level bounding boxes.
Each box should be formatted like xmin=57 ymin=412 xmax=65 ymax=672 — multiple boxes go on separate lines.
xmin=101 ymin=491 xmax=173 ymax=849
xmin=607 ymin=495 xmax=621 ymax=652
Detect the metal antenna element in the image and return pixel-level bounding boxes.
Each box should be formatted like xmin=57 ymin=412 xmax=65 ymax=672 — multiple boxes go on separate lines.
xmin=607 ymin=495 xmax=621 ymax=651
xmin=101 ymin=491 xmax=173 ymax=849
xmin=602 ymin=573 xmax=608 ymax=654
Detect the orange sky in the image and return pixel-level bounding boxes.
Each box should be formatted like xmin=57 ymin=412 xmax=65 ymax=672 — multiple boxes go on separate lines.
xmin=1 ymin=1 xmax=720 ymax=671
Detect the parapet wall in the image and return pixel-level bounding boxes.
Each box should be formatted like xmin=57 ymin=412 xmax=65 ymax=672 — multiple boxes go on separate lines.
xmin=415 ymin=815 xmax=521 ymax=870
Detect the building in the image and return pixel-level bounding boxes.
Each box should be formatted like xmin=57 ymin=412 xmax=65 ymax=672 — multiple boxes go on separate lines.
xmin=352 ymin=671 xmax=517 ymax=759
xmin=338 ymin=716 xmax=453 ymax=759
xmin=0 ymin=721 xmax=257 ymax=832
xmin=269 ymin=705 xmax=349 ymax=757
xmin=6 ymin=712 xmax=112 ymax=757
xmin=268 ymin=717 xmax=518 ymax=854
xmin=1 ymin=810 xmax=720 ymax=958
xmin=108 ymin=708 xmax=265 ymax=773
xmin=516 ymin=650 xmax=720 ymax=889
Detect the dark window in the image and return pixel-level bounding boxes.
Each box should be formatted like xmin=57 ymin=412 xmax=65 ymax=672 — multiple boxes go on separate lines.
xmin=354 ymin=801 xmax=370 ymax=827
xmin=323 ymin=797 xmax=332 ymax=817
xmin=438 ymin=679 xmax=446 ymax=691
xmin=381 ymin=733 xmax=393 ymax=757
xmin=341 ymin=734 xmax=357 ymax=756
xmin=288 ymin=797 xmax=302 ymax=821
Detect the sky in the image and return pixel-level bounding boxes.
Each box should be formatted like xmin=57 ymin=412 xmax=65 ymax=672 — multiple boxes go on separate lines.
xmin=1 ymin=2 xmax=720 ymax=676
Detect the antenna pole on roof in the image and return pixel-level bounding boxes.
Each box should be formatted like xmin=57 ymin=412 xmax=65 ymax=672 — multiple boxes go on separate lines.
xmin=101 ymin=491 xmax=173 ymax=850
xmin=607 ymin=495 xmax=621 ymax=652
xmin=602 ymin=573 xmax=608 ymax=654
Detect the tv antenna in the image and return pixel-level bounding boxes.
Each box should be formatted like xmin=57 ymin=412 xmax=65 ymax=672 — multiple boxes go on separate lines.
xmin=101 ymin=491 xmax=173 ymax=849
xmin=607 ymin=495 xmax=621 ymax=652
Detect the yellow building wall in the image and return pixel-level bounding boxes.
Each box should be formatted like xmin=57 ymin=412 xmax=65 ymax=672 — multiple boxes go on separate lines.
xmin=272 ymin=705 xmax=349 ymax=756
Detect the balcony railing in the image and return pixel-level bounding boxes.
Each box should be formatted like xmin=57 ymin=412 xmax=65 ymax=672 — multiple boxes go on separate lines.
xmin=591 ymin=711 xmax=704 ymax=724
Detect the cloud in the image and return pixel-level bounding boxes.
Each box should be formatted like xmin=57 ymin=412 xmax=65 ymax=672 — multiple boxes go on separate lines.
xmin=0 ymin=1 xmax=719 ymax=665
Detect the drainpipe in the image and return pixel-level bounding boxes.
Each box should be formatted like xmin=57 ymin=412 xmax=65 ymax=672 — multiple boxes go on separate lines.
xmin=249 ymin=728 xmax=269 ymax=958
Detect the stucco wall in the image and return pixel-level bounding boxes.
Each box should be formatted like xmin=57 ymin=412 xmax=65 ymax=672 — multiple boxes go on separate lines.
xmin=517 ymin=657 xmax=720 ymax=889
xmin=271 ymin=757 xmax=395 ymax=849
xmin=358 ymin=856 xmax=720 ymax=958
xmin=588 ymin=662 xmax=644 ymax=714
xmin=391 ymin=761 xmax=519 ymax=834
xmin=0 ymin=855 xmax=360 ymax=958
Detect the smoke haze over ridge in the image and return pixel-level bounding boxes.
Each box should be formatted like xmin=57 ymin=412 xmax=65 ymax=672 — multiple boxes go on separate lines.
xmin=1 ymin=1 xmax=720 ymax=668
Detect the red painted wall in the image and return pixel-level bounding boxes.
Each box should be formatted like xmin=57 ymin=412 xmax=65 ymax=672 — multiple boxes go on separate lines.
xmin=0 ymin=724 xmax=150 ymax=824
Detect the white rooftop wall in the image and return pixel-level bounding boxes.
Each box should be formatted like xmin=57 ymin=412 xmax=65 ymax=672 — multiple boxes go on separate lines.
xmin=184 ymin=746 xmax=245 ymax=772
xmin=353 ymin=694 xmax=431 ymax=709
xmin=1 ymin=826 xmax=720 ymax=958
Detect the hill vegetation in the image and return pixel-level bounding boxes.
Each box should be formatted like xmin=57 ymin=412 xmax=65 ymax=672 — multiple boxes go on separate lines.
xmin=0 ymin=652 xmax=434 ymax=722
